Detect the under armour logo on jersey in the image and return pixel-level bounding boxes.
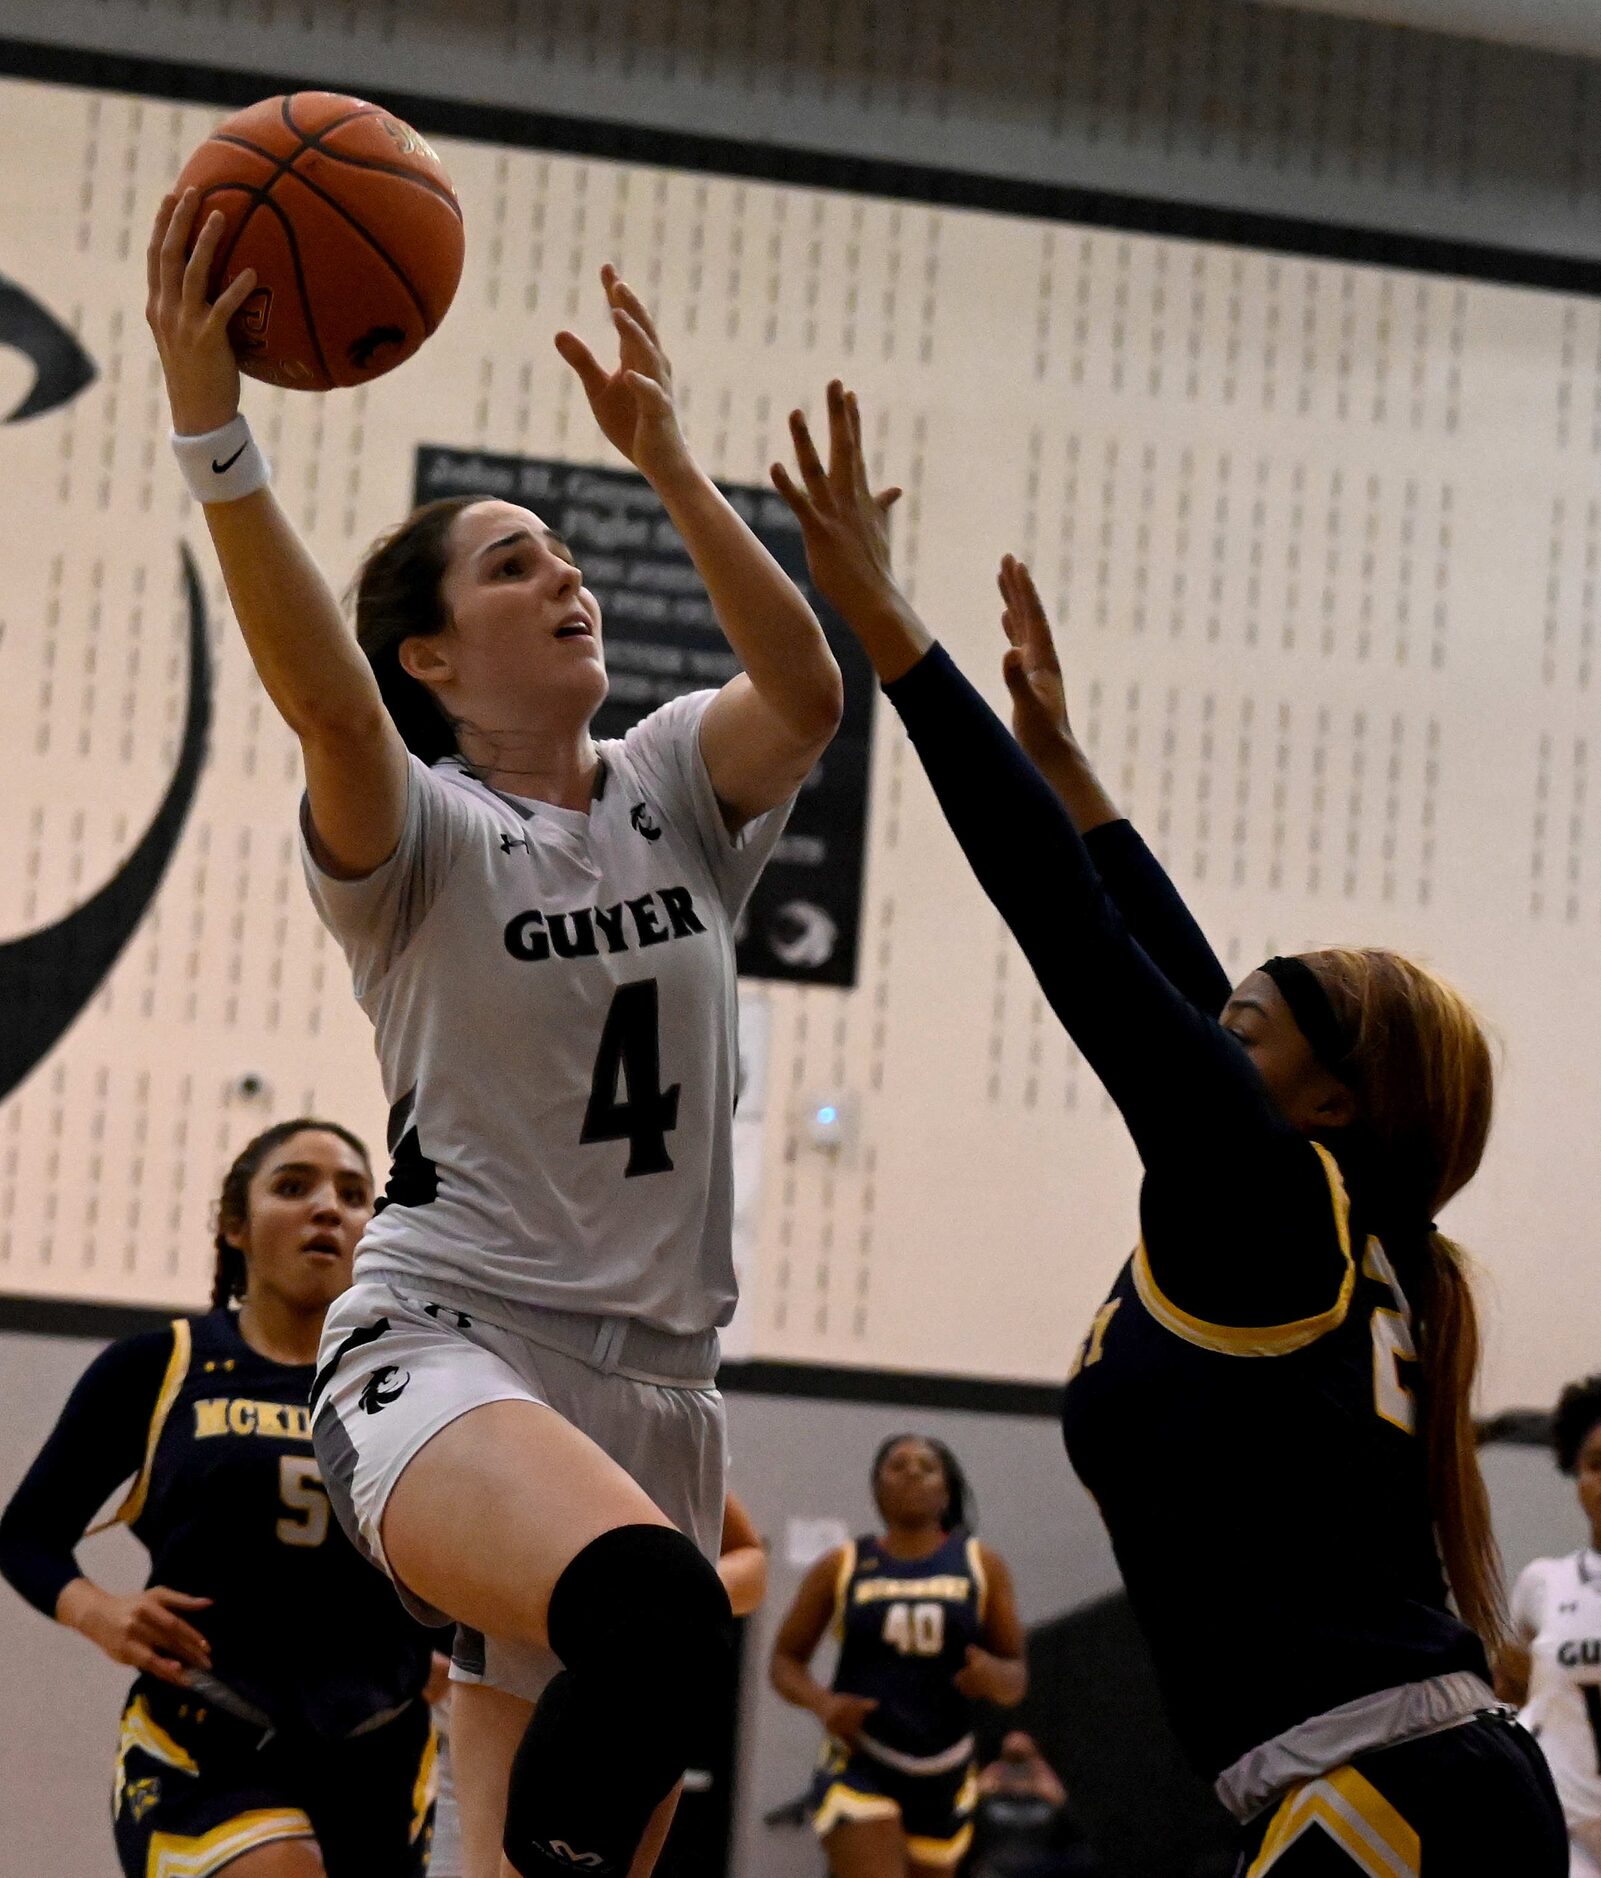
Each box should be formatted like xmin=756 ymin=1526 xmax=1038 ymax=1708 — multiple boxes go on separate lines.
xmin=630 ymin=801 xmax=662 ymax=841
xmin=358 ymin=1366 xmax=411 ymax=1413
xmin=540 ymin=1844 xmax=605 ymax=1869
xmin=500 ymin=830 xmax=531 ymax=855
xmin=424 ymin=1302 xmax=473 ymax=1329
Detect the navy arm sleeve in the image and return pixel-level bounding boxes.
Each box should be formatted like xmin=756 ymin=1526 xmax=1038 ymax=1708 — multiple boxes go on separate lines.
xmin=0 ymin=1330 xmax=168 ymax=1618
xmin=1081 ymin=821 xmax=1233 ymax=1017
xmin=883 ymin=646 xmax=1348 ymax=1325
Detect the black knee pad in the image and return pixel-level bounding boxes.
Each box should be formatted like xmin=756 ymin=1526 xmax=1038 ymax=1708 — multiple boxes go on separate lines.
xmin=501 ymin=1526 xmax=737 ymax=1877
xmin=547 ymin=1522 xmax=736 ymax=1708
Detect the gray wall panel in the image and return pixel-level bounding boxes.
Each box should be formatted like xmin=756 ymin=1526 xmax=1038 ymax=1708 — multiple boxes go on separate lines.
xmin=4 ymin=1 xmax=1601 ymax=265
xmin=0 ymin=1331 xmax=147 ymax=1878
xmin=724 ymin=1387 xmax=1118 ymax=1878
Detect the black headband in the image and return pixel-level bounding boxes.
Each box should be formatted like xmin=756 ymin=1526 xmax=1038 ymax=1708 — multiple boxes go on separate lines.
xmin=1258 ymin=955 xmax=1358 ymax=1083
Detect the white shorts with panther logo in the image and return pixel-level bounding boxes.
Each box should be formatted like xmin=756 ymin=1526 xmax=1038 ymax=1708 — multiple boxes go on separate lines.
xmin=310 ymin=1274 xmax=726 ymax=1702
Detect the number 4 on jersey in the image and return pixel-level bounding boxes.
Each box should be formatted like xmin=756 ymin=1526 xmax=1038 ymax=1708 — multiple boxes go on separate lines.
xmin=581 ymin=979 xmax=681 ymax=1176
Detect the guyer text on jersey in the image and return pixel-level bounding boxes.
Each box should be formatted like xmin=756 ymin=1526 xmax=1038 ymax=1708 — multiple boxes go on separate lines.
xmin=503 ymin=886 xmax=707 ymax=963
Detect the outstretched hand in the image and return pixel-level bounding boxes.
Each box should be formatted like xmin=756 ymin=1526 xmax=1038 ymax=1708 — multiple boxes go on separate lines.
xmin=998 ymin=554 xmax=1075 ymax=767
xmin=556 ymin=266 xmax=688 ymax=484
xmin=769 ymin=380 xmax=905 ymax=635
xmin=998 ymin=555 xmax=1121 ymax=830
xmin=146 ymin=188 xmax=259 ymax=436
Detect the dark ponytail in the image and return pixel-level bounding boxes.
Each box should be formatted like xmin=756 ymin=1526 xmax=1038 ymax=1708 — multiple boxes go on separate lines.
xmin=210 ymin=1117 xmax=372 ymax=1309
xmin=351 ymin=493 xmax=487 ymax=762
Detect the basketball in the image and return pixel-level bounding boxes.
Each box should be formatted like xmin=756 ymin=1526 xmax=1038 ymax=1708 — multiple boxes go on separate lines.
xmin=172 ymin=92 xmax=465 ymax=392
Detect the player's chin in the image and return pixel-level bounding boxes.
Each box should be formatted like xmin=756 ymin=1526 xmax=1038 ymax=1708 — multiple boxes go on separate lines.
xmin=562 ymin=659 xmax=609 ymax=718
xmin=293 ymin=1255 xmax=353 ymax=1307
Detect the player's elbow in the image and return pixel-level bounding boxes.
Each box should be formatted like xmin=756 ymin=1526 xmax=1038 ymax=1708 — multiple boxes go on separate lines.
xmin=761 ymin=656 xmax=844 ymax=751
xmin=294 ymin=695 xmax=395 ymax=760
xmin=802 ymin=666 xmax=846 ymax=744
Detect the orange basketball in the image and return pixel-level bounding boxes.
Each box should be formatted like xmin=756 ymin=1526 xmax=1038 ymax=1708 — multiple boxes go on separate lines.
xmin=173 ymin=93 xmax=465 ymax=392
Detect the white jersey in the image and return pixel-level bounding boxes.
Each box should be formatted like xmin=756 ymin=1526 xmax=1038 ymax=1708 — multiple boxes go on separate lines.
xmin=302 ymin=689 xmax=789 ymax=1334
xmin=1514 ymin=1550 xmax=1601 ymax=1832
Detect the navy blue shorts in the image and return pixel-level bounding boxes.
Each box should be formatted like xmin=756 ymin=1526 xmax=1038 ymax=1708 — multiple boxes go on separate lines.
xmin=809 ymin=1739 xmax=977 ymax=1868
xmin=111 ymin=1685 xmax=436 ymax=1877
xmin=1234 ymin=1711 xmax=1564 ymax=1876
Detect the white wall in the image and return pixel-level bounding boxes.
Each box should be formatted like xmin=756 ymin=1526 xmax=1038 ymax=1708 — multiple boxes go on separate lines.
xmin=2 ymin=63 xmax=1601 ymax=1399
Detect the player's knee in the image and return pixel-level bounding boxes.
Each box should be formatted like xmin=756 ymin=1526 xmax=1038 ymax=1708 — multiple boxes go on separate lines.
xmin=547 ymin=1522 xmax=735 ymax=1709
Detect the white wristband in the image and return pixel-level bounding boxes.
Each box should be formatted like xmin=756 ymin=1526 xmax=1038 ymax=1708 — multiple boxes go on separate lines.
xmin=170 ymin=414 xmax=271 ymax=504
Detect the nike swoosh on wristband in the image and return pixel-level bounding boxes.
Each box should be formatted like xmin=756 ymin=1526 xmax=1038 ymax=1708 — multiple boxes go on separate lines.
xmin=212 ymin=442 xmax=248 ymax=474
xmin=0 ymin=545 xmax=212 ymax=1101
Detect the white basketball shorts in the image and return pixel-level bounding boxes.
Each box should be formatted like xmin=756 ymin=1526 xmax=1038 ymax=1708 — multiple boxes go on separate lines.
xmin=311 ymin=1274 xmax=726 ymax=1701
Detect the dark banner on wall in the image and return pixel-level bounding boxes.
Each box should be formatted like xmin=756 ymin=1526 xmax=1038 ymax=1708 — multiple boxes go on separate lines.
xmin=414 ymin=445 xmax=872 ymax=987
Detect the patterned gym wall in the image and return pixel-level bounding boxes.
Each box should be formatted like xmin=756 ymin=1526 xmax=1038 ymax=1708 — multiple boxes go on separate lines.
xmin=1 ymin=71 xmax=1598 ymax=1403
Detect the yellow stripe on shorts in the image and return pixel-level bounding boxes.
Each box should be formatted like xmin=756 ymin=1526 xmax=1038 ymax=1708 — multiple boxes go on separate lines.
xmin=147 ymin=1806 xmax=315 ymax=1878
xmin=113 ymin=1696 xmax=198 ymax=1816
xmin=411 ymin=1718 xmax=440 ymax=1843
xmin=1247 ymin=1764 xmax=1420 ymax=1878
xmin=905 ymin=1820 xmax=975 ymax=1867
xmin=812 ymin=1779 xmax=901 ymax=1837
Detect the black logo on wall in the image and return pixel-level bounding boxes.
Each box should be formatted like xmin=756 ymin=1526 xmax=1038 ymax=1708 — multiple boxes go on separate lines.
xmin=414 ymin=446 xmax=873 ymax=989
xmin=0 ymin=279 xmax=212 ymax=1103
xmin=0 ymin=274 xmax=96 ymax=423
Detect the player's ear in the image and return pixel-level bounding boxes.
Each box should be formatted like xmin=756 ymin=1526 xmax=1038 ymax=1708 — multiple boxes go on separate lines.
xmin=1310 ymin=1079 xmax=1358 ymax=1131
xmin=217 ymin=1200 xmax=250 ymax=1255
xmin=398 ymin=631 xmax=452 ymax=689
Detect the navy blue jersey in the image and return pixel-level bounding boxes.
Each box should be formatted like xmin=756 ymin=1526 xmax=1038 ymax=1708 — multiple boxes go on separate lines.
xmin=0 ymin=1310 xmax=433 ymax=1739
xmin=830 ymin=1530 xmax=987 ymax=1764
xmin=881 ymin=646 xmax=1487 ymax=1782
xmin=1062 ymin=1174 xmax=1485 ymax=1777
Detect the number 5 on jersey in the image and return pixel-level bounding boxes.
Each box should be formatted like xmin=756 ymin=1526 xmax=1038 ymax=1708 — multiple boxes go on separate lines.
xmin=581 ymin=979 xmax=681 ymax=1176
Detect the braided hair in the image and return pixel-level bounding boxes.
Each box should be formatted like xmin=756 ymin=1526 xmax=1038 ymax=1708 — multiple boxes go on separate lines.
xmin=210 ymin=1118 xmax=372 ymax=1309
xmin=870 ymin=1433 xmax=975 ymax=1533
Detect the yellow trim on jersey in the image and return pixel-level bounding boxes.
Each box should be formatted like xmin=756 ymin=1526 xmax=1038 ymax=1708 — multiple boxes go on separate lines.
xmin=966 ymin=1537 xmax=989 ymax=1625
xmin=411 ymin=1717 xmax=440 ymax=1843
xmin=100 ymin=1320 xmax=192 ymax=1531
xmin=812 ymin=1781 xmax=901 ymax=1837
xmin=1246 ymin=1765 xmax=1420 ymax=1878
xmin=1132 ymin=1142 xmax=1355 ymax=1357
xmin=146 ymin=1807 xmax=315 ymax=1877
xmin=113 ymin=1696 xmax=199 ymax=1815
xmin=831 ymin=1540 xmax=858 ymax=1642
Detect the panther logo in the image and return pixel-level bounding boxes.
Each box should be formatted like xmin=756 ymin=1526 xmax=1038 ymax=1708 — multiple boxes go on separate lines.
xmin=629 ymin=801 xmax=662 ymax=842
xmin=358 ymin=1366 xmax=411 ymax=1414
